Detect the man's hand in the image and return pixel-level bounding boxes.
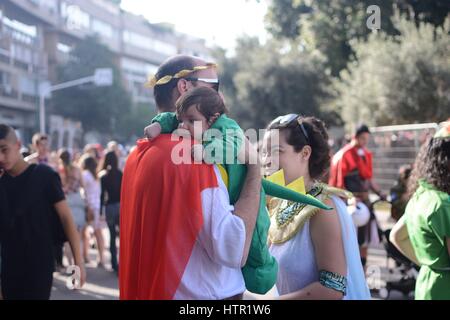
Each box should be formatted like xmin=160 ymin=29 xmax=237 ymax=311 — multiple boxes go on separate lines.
xmin=54 ymin=200 xmax=87 ymax=289
xmin=144 ymin=122 xmax=162 ymax=140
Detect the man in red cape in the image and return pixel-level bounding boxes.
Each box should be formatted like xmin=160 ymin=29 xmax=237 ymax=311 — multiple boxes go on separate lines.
xmin=120 ymin=135 xmax=216 ymax=299
xmin=119 ymin=55 xmax=261 ymax=300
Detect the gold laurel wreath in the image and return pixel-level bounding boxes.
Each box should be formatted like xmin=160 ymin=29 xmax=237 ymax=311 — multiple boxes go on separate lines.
xmin=144 ymin=63 xmax=218 ymax=88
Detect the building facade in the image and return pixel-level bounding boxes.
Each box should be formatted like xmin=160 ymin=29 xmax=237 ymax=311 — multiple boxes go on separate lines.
xmin=0 ymin=0 xmax=211 ymax=146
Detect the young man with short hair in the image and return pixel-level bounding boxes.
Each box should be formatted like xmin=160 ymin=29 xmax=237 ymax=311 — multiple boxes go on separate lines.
xmin=0 ymin=124 xmax=85 ymax=299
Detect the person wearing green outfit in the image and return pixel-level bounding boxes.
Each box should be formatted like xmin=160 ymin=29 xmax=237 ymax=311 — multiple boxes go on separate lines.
xmin=390 ymin=122 xmax=450 ymax=300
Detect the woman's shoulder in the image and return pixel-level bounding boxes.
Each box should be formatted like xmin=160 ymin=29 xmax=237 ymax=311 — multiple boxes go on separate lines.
xmin=414 ymin=182 xmax=450 ymax=213
xmin=304 ymin=184 xmax=345 ymax=230
xmin=318 ymin=183 xmax=353 ymax=201
xmin=309 ymin=197 xmax=339 ymax=225
xmin=269 ymin=183 xmax=350 ymax=244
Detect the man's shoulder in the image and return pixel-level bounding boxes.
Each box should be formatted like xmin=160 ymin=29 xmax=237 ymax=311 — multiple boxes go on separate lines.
xmin=341 ymin=143 xmax=356 ymax=153
xmin=32 ymin=164 xmax=59 ymax=182
xmin=363 ymin=147 xmax=373 ymax=156
xmin=332 ymin=144 xmax=353 ymax=161
xmin=130 ymin=136 xmax=212 ymax=171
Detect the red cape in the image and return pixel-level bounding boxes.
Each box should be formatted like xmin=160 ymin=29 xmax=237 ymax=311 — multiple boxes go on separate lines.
xmin=329 ymin=143 xmax=373 ymax=189
xmin=119 ymin=135 xmax=218 ymax=299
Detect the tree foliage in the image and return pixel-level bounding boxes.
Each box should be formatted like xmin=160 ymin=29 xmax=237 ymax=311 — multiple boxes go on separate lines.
xmin=265 ymin=0 xmax=449 ymax=76
xmin=53 ymin=36 xmax=132 ymax=140
xmin=213 ymin=37 xmax=339 ymax=130
xmin=333 ymin=16 xmax=450 ymax=128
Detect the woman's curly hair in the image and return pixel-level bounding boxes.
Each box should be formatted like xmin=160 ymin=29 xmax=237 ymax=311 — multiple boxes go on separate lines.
xmin=407 ymin=136 xmax=450 ymax=197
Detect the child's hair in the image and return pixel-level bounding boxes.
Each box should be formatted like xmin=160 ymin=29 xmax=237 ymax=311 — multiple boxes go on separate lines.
xmin=175 ymin=86 xmax=228 ymax=121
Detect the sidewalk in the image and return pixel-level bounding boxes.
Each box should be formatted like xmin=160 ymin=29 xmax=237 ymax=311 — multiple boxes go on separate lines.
xmin=51 ymin=207 xmax=413 ymax=300
xmin=51 ymin=229 xmax=119 ymax=300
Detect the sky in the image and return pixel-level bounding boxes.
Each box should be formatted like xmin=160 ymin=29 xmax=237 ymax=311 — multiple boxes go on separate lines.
xmin=120 ymin=0 xmax=269 ymax=51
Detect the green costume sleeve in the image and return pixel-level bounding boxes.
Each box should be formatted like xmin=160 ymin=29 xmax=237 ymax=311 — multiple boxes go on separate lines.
xmin=151 ymin=112 xmax=179 ymax=134
xmin=204 ymin=115 xmax=275 ymax=293
xmin=203 ymin=128 xmax=243 ymax=165
xmin=242 ymin=187 xmax=278 ymax=294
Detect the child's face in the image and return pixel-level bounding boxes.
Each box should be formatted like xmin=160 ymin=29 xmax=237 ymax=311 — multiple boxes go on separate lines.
xmin=178 ymin=105 xmax=210 ymax=141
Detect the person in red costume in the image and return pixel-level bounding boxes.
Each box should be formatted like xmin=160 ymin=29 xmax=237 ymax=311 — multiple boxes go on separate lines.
xmin=329 ymin=124 xmax=385 ymax=269
xmin=119 ymin=55 xmax=261 ymax=300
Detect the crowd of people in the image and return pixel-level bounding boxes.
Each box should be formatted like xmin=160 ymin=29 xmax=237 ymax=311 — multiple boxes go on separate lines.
xmin=0 ymin=53 xmax=448 ymax=300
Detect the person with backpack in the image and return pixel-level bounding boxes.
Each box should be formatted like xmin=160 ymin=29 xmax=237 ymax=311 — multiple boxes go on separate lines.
xmin=0 ymin=124 xmax=85 ymax=299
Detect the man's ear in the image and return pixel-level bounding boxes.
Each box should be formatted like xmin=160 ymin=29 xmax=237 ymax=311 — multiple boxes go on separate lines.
xmin=14 ymin=139 xmax=22 ymax=154
xmin=176 ymin=79 xmax=190 ymax=95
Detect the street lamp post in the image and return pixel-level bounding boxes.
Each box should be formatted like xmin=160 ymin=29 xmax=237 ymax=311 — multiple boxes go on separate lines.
xmin=39 ymin=68 xmax=113 ymax=134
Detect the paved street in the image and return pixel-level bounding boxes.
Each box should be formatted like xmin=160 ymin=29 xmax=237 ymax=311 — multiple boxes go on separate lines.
xmin=51 ymin=229 xmax=119 ymax=300
xmin=51 ymin=206 xmax=413 ymax=300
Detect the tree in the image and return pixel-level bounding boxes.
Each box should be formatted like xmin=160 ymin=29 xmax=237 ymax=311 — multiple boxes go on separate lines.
xmin=265 ymin=0 xmax=449 ymax=76
xmin=53 ymin=36 xmax=132 ymax=140
xmin=119 ymin=102 xmax=157 ymax=143
xmin=213 ymin=37 xmax=339 ymax=130
xmin=332 ymin=16 xmax=450 ymax=128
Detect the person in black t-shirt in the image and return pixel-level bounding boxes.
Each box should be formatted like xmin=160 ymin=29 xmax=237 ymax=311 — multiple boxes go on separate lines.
xmin=0 ymin=124 xmax=85 ymax=300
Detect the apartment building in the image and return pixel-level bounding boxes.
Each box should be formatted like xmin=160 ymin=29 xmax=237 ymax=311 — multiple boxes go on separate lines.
xmin=0 ymin=0 xmax=211 ymax=145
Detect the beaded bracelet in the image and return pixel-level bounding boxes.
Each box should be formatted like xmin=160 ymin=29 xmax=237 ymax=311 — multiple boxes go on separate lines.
xmin=319 ymin=270 xmax=347 ymax=295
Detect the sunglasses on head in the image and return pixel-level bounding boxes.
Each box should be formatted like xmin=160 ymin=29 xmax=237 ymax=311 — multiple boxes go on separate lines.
xmin=270 ymin=113 xmax=310 ymax=142
xmin=184 ymin=77 xmax=220 ymax=92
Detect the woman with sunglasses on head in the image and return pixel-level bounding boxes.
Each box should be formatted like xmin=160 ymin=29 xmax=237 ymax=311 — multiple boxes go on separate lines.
xmin=262 ymin=114 xmax=370 ymax=299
